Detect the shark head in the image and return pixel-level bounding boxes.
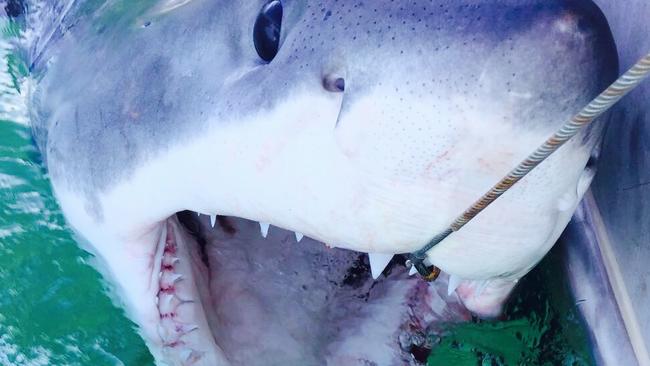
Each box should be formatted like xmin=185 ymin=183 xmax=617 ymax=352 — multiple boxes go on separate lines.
xmin=28 ymin=0 xmax=618 ymax=364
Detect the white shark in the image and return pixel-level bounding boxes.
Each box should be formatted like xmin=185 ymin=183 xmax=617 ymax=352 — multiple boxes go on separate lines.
xmin=12 ymin=0 xmax=648 ymax=364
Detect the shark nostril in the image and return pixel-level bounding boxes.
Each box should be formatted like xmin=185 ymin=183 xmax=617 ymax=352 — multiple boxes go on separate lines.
xmin=323 ymin=75 xmax=345 ymax=93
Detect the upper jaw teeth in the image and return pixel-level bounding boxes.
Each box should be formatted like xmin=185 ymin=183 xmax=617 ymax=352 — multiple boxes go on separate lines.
xmin=447 ymin=274 xmax=462 ymax=296
xmin=259 ymin=222 xmax=304 ymax=243
xmin=197 ymin=214 xmax=305 ymax=243
xmin=368 ymin=253 xmax=394 ymax=279
xmin=252 ymin=223 xmax=395 ymax=280
xmin=197 ymin=214 xmax=399 ymax=281
xmin=259 ymin=222 xmax=270 ymax=238
xmin=194 ymin=212 xmax=216 ymax=228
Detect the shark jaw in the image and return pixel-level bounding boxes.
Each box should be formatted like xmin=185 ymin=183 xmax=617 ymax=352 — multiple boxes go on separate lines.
xmin=46 ymin=92 xmax=483 ymax=366
xmin=47 ymin=89 xmax=590 ymax=365
xmin=136 ymin=212 xmax=472 ymax=366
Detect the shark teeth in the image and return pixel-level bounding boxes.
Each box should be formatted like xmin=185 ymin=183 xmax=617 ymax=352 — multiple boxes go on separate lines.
xmin=368 ymin=253 xmax=393 ymax=280
xmin=174 ymin=322 xmax=199 ymax=335
xmin=180 ymin=349 xmax=204 ymax=364
xmin=295 ymin=232 xmax=304 ymax=242
xmin=160 ymin=273 xmax=183 ymax=288
xmin=448 ymin=274 xmax=462 ymax=296
xmin=209 ymin=214 xmax=216 ymax=228
xmin=408 ymin=266 xmax=418 ymax=276
xmin=158 ymin=318 xmax=199 ymax=346
xmin=260 ymin=222 xmax=270 ymax=238
xmin=159 ymin=292 xmax=194 ymax=314
xmin=157 ymin=222 xmax=202 ymax=356
xmin=162 ymin=255 xmax=180 ymax=268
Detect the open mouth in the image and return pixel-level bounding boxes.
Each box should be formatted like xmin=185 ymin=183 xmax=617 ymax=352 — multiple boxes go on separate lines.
xmin=150 ymin=211 xmax=471 ymax=365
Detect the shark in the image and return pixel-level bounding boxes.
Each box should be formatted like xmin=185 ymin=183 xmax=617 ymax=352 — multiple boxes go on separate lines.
xmin=9 ymin=0 xmax=649 ymax=364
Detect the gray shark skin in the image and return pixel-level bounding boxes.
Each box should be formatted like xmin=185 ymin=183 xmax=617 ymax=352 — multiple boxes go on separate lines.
xmin=561 ymin=1 xmax=650 ymax=365
xmin=11 ymin=0 xmax=642 ymax=365
xmin=561 ymin=199 xmax=639 ymax=366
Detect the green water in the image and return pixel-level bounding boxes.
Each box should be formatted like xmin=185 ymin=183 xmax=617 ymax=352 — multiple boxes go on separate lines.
xmin=0 ymin=120 xmax=154 ymax=365
xmin=0 ymin=17 xmax=153 ymax=366
xmin=427 ymin=246 xmax=593 ymax=366
xmin=0 ymin=9 xmax=593 ymax=366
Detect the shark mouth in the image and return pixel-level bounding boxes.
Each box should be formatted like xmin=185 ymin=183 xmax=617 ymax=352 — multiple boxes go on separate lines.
xmin=147 ymin=211 xmax=471 ymax=366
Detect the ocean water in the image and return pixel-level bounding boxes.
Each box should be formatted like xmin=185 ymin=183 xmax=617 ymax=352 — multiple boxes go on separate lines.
xmin=0 ymin=11 xmax=593 ymax=366
xmin=426 ymin=245 xmax=594 ymax=366
xmin=0 ymin=17 xmax=153 ymax=366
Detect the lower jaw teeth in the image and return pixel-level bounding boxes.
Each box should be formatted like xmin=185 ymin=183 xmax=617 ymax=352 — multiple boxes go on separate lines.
xmin=156 ymin=221 xmax=218 ymax=365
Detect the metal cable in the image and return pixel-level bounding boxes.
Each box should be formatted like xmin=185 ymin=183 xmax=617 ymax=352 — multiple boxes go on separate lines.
xmin=409 ymin=53 xmax=650 ymax=276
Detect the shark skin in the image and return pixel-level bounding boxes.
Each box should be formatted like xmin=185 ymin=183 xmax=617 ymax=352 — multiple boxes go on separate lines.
xmin=565 ymin=1 xmax=650 ymax=365
xmin=18 ymin=0 xmax=628 ymax=364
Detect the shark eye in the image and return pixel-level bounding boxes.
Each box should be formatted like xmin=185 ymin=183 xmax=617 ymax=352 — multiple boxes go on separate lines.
xmin=253 ymin=0 xmax=283 ymax=62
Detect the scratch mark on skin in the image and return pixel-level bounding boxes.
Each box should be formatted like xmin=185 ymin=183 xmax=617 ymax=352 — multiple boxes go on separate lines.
xmin=621 ymin=181 xmax=650 ymax=191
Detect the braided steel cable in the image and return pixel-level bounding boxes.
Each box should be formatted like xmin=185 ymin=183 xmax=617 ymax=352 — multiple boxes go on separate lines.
xmin=409 ymin=53 xmax=650 ymax=277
